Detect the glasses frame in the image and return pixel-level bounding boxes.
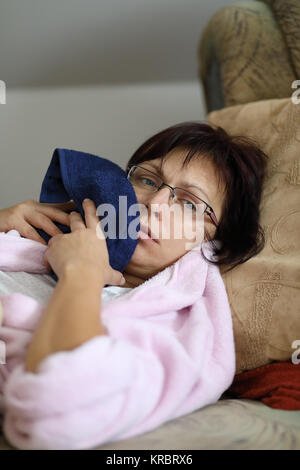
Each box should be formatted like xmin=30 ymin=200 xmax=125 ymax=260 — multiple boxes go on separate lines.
xmin=126 ymin=164 xmax=219 ymax=228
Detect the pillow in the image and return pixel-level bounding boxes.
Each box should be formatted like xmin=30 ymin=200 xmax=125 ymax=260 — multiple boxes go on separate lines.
xmin=207 ymin=98 xmax=300 ymax=373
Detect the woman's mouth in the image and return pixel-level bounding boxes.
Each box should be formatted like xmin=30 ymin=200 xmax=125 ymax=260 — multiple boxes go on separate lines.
xmin=137 ymin=226 xmax=159 ymax=244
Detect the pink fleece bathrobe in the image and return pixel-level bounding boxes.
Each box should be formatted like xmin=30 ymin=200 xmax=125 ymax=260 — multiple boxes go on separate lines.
xmin=0 ymin=230 xmax=235 ymax=449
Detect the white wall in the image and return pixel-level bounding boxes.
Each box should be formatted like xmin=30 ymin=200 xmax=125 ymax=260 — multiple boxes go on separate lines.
xmin=0 ymin=0 xmax=235 ymax=208
xmin=0 ymin=81 xmax=206 ymax=208
xmin=0 ymin=0 xmax=235 ymax=87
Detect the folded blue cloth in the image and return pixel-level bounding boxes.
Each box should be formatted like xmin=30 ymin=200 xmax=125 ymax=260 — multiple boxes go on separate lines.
xmin=36 ymin=148 xmax=140 ymax=282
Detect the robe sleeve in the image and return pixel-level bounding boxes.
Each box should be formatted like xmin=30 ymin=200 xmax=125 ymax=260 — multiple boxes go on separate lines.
xmin=2 ymin=290 xmax=235 ymax=450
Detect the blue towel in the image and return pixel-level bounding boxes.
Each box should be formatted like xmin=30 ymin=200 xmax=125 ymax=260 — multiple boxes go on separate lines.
xmin=36 ymin=148 xmax=140 ymax=282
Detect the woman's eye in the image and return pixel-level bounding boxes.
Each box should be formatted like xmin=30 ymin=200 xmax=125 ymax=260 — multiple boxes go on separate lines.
xmin=182 ymin=200 xmax=197 ymax=211
xmin=141 ymin=177 xmax=156 ymax=187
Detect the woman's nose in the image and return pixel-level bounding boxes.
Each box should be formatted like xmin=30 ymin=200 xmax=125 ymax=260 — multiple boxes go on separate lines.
xmin=147 ymin=186 xmax=171 ymax=206
xmin=144 ymin=187 xmax=172 ymax=221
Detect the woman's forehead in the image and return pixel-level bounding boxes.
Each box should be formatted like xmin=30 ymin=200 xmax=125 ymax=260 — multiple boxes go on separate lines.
xmin=144 ymin=151 xmax=216 ymax=180
xmin=144 ymin=151 xmax=225 ymax=208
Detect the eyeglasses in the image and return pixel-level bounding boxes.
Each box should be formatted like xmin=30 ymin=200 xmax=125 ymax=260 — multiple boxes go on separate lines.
xmin=127 ymin=164 xmax=219 ymax=227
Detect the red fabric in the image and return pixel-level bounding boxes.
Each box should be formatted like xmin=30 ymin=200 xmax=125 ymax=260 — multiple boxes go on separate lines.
xmin=224 ymin=360 xmax=300 ymax=410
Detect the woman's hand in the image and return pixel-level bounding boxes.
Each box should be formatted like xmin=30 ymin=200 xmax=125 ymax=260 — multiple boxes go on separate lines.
xmin=44 ymin=198 xmax=125 ymax=287
xmin=0 ymin=199 xmax=77 ymax=245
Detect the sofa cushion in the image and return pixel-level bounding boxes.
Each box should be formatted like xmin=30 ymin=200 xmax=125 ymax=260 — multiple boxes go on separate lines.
xmin=262 ymin=0 xmax=300 ymax=77
xmin=207 ymin=98 xmax=300 ymax=373
xmin=198 ymin=1 xmax=297 ymax=111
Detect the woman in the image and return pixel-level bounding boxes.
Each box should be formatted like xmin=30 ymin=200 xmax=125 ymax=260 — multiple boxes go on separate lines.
xmin=0 ymin=122 xmax=267 ymax=375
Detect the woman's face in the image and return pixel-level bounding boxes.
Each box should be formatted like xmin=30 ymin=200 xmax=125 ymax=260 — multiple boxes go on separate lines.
xmin=123 ymin=148 xmax=225 ymax=282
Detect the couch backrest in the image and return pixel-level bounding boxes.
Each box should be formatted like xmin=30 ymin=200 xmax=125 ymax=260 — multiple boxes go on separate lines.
xmin=207 ymin=97 xmax=300 ymax=373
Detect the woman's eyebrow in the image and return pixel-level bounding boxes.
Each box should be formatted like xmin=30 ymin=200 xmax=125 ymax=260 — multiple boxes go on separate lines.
xmin=144 ymin=162 xmax=211 ymax=204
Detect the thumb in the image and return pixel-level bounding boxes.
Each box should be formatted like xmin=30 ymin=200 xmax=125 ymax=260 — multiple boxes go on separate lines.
xmin=107 ymin=269 xmax=126 ymax=287
xmin=43 ymin=250 xmax=51 ymax=272
xmin=48 ymin=233 xmax=63 ymax=247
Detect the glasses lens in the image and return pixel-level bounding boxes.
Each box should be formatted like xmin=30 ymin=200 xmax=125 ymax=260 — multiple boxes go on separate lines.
xmin=129 ymin=167 xmax=162 ymax=192
xmin=173 ymin=188 xmax=206 ymax=217
xmin=128 ymin=168 xmax=207 ymax=216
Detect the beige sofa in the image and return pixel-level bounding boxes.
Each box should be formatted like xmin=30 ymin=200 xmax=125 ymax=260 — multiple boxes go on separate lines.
xmin=199 ymin=0 xmax=300 ymax=374
xmin=1 ymin=0 xmax=300 ymax=450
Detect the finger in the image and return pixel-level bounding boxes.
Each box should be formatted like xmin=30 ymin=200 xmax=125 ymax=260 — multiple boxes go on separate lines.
xmin=48 ymin=233 xmax=63 ymax=247
xmin=44 ymin=201 xmax=77 ymax=212
xmin=37 ymin=204 xmax=73 ymax=226
xmin=17 ymin=221 xmax=48 ymax=245
xmin=26 ymin=212 xmax=64 ymax=237
xmin=69 ymin=211 xmax=86 ymax=232
xmin=107 ymin=269 xmax=126 ymax=287
xmin=96 ymin=222 xmax=106 ymax=240
xmin=82 ymin=199 xmax=99 ymax=231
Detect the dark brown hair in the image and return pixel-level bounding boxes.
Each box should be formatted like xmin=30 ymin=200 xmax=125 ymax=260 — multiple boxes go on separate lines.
xmin=126 ymin=121 xmax=268 ymax=273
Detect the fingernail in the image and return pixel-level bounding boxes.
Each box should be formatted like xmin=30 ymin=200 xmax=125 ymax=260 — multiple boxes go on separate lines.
xmin=120 ymin=276 xmax=126 ymax=285
xmin=83 ymin=198 xmax=90 ymax=202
